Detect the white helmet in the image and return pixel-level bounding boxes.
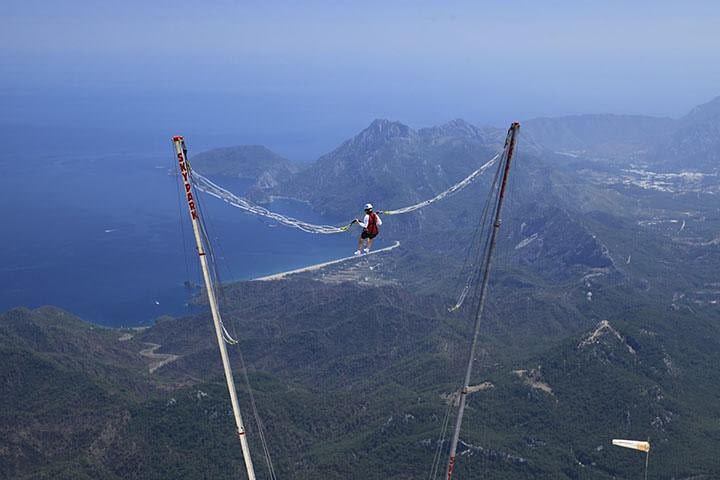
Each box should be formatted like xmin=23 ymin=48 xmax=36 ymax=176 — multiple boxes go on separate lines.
xmin=364 ymin=203 xmax=373 ymax=211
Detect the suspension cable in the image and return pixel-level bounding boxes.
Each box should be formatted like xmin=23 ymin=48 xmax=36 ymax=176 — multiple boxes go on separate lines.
xmin=191 ymin=152 xmax=502 ymax=234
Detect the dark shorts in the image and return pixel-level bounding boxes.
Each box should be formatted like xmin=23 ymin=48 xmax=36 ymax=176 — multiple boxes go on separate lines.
xmin=361 ymin=230 xmax=378 ymax=240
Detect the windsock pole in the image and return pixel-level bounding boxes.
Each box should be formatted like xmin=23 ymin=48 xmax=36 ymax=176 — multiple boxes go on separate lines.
xmin=172 ymin=136 xmax=257 ymax=480
xmin=445 ymin=123 xmax=520 ymax=479
xmin=612 ymin=439 xmax=651 ymax=480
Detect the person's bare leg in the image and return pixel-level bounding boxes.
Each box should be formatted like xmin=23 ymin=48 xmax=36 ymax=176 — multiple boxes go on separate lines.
xmin=366 ymin=237 xmax=374 ymax=251
xmin=357 ymin=236 xmax=364 ymax=252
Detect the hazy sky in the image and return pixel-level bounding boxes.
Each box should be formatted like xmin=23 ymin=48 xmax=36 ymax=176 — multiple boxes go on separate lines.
xmin=3 ymin=0 xmax=720 ymax=159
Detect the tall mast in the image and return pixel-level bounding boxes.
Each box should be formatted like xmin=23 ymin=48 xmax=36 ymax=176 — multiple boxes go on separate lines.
xmin=445 ymin=122 xmax=520 ymax=480
xmin=172 ymin=136 xmax=257 ymax=480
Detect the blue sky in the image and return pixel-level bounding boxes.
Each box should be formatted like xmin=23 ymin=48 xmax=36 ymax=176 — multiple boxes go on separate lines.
xmin=2 ymin=0 xmax=719 ymax=159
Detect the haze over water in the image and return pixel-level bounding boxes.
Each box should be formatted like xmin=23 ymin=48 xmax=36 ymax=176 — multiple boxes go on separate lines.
xmin=3 ymin=1 xmax=719 ymax=160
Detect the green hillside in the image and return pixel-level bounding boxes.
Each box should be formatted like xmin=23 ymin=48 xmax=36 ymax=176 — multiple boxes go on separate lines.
xmin=2 ymin=270 xmax=719 ymax=479
xmin=3 ymin=103 xmax=720 ymax=478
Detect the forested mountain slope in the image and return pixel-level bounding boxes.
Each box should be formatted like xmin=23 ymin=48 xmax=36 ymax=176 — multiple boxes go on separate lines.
xmin=4 ymin=97 xmax=720 ymax=479
xmin=2 ymin=275 xmax=719 ymax=479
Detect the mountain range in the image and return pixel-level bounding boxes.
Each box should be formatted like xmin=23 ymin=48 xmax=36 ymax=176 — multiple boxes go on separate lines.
xmin=218 ymin=96 xmax=720 ymax=221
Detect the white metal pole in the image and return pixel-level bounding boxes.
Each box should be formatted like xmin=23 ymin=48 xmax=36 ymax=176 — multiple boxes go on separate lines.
xmin=172 ymin=136 xmax=257 ymax=480
xmin=445 ymin=123 xmax=520 ymax=480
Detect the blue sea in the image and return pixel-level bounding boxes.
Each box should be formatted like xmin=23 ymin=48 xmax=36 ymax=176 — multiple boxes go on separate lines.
xmin=1 ymin=148 xmax=359 ymax=327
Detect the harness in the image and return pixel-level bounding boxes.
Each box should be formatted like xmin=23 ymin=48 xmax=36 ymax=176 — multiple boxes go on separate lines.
xmin=365 ymin=212 xmax=379 ymax=236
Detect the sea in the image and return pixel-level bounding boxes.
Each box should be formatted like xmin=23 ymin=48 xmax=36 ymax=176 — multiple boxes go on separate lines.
xmin=1 ymin=147 xmax=357 ymax=327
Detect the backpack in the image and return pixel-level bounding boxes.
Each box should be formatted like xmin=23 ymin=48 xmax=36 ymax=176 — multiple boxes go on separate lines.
xmin=366 ymin=212 xmax=379 ymax=235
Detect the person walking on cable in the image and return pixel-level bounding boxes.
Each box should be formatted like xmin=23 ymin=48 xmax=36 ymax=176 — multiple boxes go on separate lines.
xmin=353 ymin=203 xmax=382 ymax=255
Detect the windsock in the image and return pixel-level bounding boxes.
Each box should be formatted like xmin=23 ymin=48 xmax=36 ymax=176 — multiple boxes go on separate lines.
xmin=612 ymin=439 xmax=650 ymax=452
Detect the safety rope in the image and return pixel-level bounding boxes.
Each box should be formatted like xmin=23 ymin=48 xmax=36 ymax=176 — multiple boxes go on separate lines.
xmin=448 ymin=150 xmax=506 ymax=312
xmin=380 ymin=153 xmax=500 ymax=216
xmin=193 ymin=180 xmax=241 ymax=346
xmin=191 ymin=152 xmax=501 ymax=234
xmin=236 ymin=347 xmax=278 ymax=480
xmin=193 ymin=173 xmax=354 ymax=234
xmin=428 ymin=400 xmax=454 ymax=480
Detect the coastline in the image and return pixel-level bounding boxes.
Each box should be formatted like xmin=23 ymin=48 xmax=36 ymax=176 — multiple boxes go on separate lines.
xmin=253 ymin=241 xmax=401 ymax=281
